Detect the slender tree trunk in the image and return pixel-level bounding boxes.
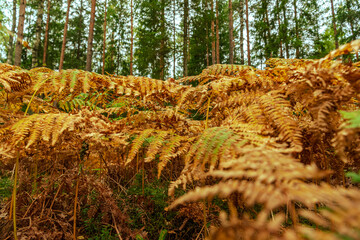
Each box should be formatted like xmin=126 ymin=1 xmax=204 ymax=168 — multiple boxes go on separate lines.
xmin=183 ymin=0 xmax=188 ymax=76
xmin=32 ymin=0 xmax=44 ymax=68
xmin=239 ymin=0 xmax=245 ymax=64
xmin=86 ymin=0 xmax=96 ymax=72
xmin=211 ymin=0 xmax=216 ymax=65
xmin=330 ymin=0 xmax=338 ymax=49
xmin=276 ymin=0 xmax=283 ymax=58
xmin=102 ymin=0 xmax=107 ymax=75
xmin=59 ymin=0 xmax=71 ymax=71
xmin=160 ymin=0 xmax=165 ymax=80
xmin=216 ymin=0 xmax=220 ymax=64
xmin=42 ymin=0 xmax=51 ymax=66
xmin=294 ymin=0 xmax=299 ymax=58
xmin=245 ymin=0 xmax=251 ymax=65
xmin=282 ymin=2 xmax=289 ymax=59
xmin=229 ymin=0 xmax=234 ymax=64
xmin=173 ymin=0 xmax=176 ymax=77
xmin=7 ymin=0 xmax=17 ymax=64
xmin=14 ymin=0 xmax=26 ymax=66
xmin=130 ymin=0 xmax=134 ymax=75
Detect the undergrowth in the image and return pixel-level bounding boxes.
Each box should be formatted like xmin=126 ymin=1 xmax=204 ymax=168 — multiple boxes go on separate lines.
xmin=0 ymin=40 xmax=360 ymax=239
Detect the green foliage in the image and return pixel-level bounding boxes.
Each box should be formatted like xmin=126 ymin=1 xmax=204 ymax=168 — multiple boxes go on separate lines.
xmin=0 ymin=176 xmax=13 ymax=203
xmin=346 ymin=172 xmax=360 ymax=183
xmin=341 ymin=110 xmax=360 ymax=128
xmin=125 ymin=173 xmax=176 ymax=239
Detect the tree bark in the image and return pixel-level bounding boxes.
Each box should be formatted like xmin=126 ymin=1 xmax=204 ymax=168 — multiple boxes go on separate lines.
xmin=215 ymin=0 xmax=220 ymax=64
xmin=173 ymin=0 xmax=176 ymax=77
xmin=245 ymin=0 xmax=251 ymax=65
xmin=102 ymin=0 xmax=107 ymax=75
xmin=7 ymin=0 xmax=17 ymax=64
xmin=59 ymin=0 xmax=71 ymax=71
xmin=183 ymin=0 xmax=188 ymax=76
xmin=32 ymin=0 xmax=44 ymax=68
xmin=239 ymin=0 xmax=245 ymax=64
xmin=211 ymin=0 xmax=216 ymax=65
xmin=42 ymin=0 xmax=51 ymax=66
xmin=14 ymin=0 xmax=27 ymax=67
xmin=130 ymin=0 xmax=134 ymax=75
xmin=276 ymin=0 xmax=283 ymax=58
xmin=294 ymin=0 xmax=299 ymax=58
xmin=229 ymin=0 xmax=234 ymax=64
xmin=86 ymin=0 xmax=96 ymax=72
xmin=330 ymin=0 xmax=339 ymax=49
xmin=160 ymin=0 xmax=165 ymax=80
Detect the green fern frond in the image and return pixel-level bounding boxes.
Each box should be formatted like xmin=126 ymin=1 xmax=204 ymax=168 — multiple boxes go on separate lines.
xmin=144 ymin=131 xmax=169 ymax=163
xmin=126 ymin=129 xmax=156 ymax=165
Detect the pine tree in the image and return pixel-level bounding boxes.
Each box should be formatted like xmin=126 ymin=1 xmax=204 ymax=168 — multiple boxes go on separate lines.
xmin=32 ymin=0 xmax=44 ymax=68
xmin=130 ymin=0 xmax=134 ymax=75
xmin=245 ymin=0 xmax=251 ymax=65
xmin=183 ymin=0 xmax=189 ymax=76
xmin=330 ymin=0 xmax=338 ymax=49
xmin=102 ymin=0 xmax=107 ymax=75
xmin=86 ymin=0 xmax=96 ymax=72
xmin=229 ymin=0 xmax=234 ymax=64
xmin=14 ymin=0 xmax=27 ymax=66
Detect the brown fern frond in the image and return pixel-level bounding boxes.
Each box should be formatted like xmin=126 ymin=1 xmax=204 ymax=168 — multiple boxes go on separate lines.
xmin=0 ymin=64 xmax=32 ymax=92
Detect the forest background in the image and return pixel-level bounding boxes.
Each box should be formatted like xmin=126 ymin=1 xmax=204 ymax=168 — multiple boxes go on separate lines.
xmin=0 ymin=0 xmax=359 ymax=78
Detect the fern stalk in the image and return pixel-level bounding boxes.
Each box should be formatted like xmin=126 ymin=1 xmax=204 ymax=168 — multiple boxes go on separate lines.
xmin=12 ymin=153 xmax=19 ymax=240
xmin=73 ymin=176 xmax=79 ymax=240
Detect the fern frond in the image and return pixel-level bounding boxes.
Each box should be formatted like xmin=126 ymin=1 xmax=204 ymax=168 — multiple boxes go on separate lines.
xmin=144 ymin=131 xmax=169 ymax=163
xmin=126 ymin=129 xmax=156 ymax=165
xmin=0 ymin=64 xmax=32 ymax=92
xmin=157 ymin=135 xmax=186 ymax=178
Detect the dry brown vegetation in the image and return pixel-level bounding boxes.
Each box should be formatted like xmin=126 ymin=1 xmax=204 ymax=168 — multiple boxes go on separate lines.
xmin=0 ymin=40 xmax=360 ymax=239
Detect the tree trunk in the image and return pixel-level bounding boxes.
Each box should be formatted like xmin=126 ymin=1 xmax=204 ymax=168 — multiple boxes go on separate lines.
xmin=330 ymin=0 xmax=339 ymax=49
xmin=294 ymin=0 xmax=299 ymax=58
xmin=215 ymin=0 xmax=220 ymax=64
xmin=59 ymin=0 xmax=71 ymax=71
xmin=42 ymin=0 xmax=51 ymax=66
xmin=183 ymin=0 xmax=188 ymax=76
xmin=229 ymin=0 xmax=234 ymax=64
xmin=32 ymin=0 xmax=44 ymax=68
xmin=239 ymin=0 xmax=245 ymax=64
xmin=211 ymin=0 xmax=216 ymax=65
xmin=7 ymin=0 xmax=17 ymax=64
xmin=276 ymin=0 xmax=283 ymax=58
xmin=160 ymin=0 xmax=165 ymax=80
xmin=173 ymin=0 xmax=176 ymax=77
xmin=102 ymin=0 xmax=107 ymax=75
xmin=245 ymin=0 xmax=251 ymax=65
xmin=130 ymin=0 xmax=134 ymax=75
xmin=14 ymin=0 xmax=27 ymax=67
xmin=86 ymin=0 xmax=96 ymax=72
